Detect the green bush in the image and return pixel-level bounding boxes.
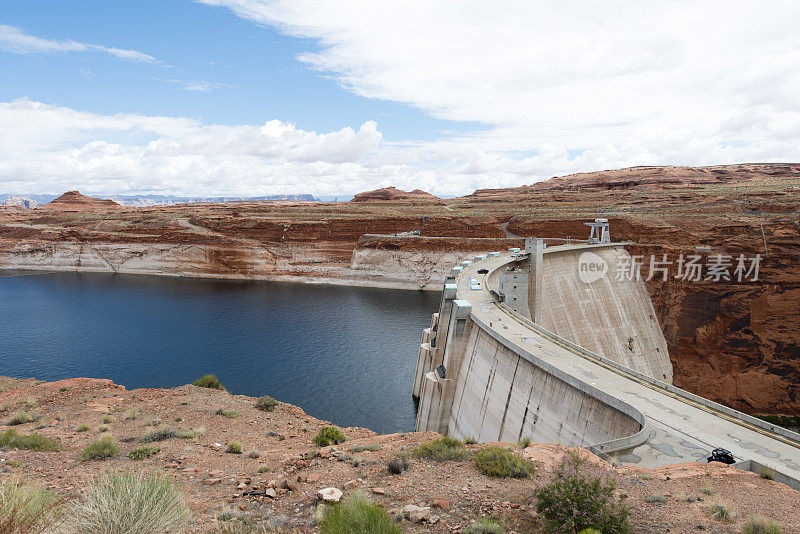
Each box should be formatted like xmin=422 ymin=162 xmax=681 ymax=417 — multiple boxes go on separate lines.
xmin=142 ymin=427 xmax=177 ymax=443
xmin=0 ymin=477 xmax=65 ymax=533
xmin=193 ymin=374 xmax=225 ymax=390
xmin=258 ymin=465 xmax=269 ymax=473
xmin=411 ymin=436 xmax=466 ymax=461
xmin=319 ymin=491 xmax=401 ymax=534
xmin=474 ymin=446 xmax=534 ymax=478
xmin=0 ymin=429 xmax=59 ymax=451
xmin=350 ymin=444 xmax=381 ymax=453
xmin=8 ymin=410 xmax=34 ymax=426
xmin=578 ymin=530 xmax=603 ymax=534
xmin=76 ymin=423 xmax=89 ymax=432
xmin=255 ymin=395 xmax=278 ymax=412
xmin=742 ymin=516 xmax=782 ymax=534
xmin=226 ymin=441 xmax=242 ymax=454
xmin=101 ymin=415 xmax=113 ymax=424
xmin=465 ymin=517 xmax=504 ymax=534
xmin=246 ymin=450 xmax=260 ymax=459
xmin=645 ymin=495 xmax=667 ymax=503
xmin=71 ymin=471 xmax=190 ymax=533
xmin=518 ymin=436 xmax=532 ymax=448
xmin=535 ymin=451 xmax=629 ymax=534
xmin=216 ymin=409 xmax=239 ymax=419
xmin=127 ymin=446 xmax=160 ymax=460
xmin=464 ymin=435 xmax=477 ymax=445
xmin=81 ymin=436 xmax=119 ymax=461
xmin=313 ymin=426 xmax=347 ymax=447
xmin=124 ymin=409 xmax=138 ymax=421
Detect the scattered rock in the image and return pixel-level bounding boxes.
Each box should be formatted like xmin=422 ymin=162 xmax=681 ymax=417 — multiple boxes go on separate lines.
xmin=372 ymin=487 xmax=386 ymax=495
xmin=401 ymin=504 xmax=431 ymax=523
xmin=202 ymin=478 xmax=222 ymax=486
xmin=317 ymin=487 xmax=343 ymax=503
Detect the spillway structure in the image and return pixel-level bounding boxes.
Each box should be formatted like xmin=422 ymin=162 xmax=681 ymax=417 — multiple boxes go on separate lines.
xmin=413 ymin=221 xmax=800 ymax=489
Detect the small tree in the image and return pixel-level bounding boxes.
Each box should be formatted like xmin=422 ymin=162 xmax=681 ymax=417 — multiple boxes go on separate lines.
xmin=535 ymin=450 xmax=629 ymax=534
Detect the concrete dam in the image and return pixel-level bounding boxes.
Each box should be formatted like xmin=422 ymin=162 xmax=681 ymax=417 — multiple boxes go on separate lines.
xmin=413 ymin=225 xmax=800 ymax=489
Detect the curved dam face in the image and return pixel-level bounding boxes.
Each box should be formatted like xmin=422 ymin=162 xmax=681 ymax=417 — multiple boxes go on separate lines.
xmin=413 ymin=242 xmax=656 ymax=448
xmin=537 ymin=245 xmax=673 ymax=382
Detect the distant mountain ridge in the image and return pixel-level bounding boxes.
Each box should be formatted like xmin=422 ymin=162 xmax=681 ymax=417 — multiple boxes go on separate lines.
xmin=0 ymin=193 xmax=319 ymax=208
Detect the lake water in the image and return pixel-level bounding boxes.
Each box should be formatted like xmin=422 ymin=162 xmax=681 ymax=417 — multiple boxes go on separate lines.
xmin=0 ymin=271 xmax=440 ymax=434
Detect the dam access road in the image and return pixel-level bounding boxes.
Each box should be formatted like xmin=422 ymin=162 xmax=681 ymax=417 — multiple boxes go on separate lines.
xmin=415 ymin=243 xmax=800 ymax=490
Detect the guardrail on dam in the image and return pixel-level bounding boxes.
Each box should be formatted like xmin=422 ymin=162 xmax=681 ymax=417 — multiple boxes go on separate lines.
xmin=412 ymin=237 xmax=800 ymax=490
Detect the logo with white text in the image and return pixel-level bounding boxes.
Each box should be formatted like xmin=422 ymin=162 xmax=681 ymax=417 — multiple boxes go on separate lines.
xmin=578 ymin=251 xmax=608 ymax=284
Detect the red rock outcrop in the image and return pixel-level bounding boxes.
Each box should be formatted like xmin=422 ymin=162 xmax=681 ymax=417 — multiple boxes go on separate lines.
xmin=38 ymin=190 xmax=123 ymax=212
xmin=351 ymin=186 xmax=440 ymax=202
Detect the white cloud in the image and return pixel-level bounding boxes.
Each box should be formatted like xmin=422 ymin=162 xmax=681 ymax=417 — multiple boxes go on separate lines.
xmin=0 ymin=24 xmax=163 ymax=65
xmin=0 ymin=99 xmax=385 ymax=196
xmin=195 ymin=0 xmax=800 ymax=182
xmin=156 ymin=78 xmax=233 ymax=92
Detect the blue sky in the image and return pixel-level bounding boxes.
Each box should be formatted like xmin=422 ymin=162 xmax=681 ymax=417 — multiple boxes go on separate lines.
xmin=0 ymin=0 xmax=470 ymax=140
xmin=0 ymin=1 xmax=797 ymax=197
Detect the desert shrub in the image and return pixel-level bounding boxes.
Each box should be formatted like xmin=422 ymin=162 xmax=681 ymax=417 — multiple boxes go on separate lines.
xmin=71 ymin=471 xmax=190 ymax=533
xmin=350 ymin=444 xmax=381 ymax=453
xmin=97 ymin=425 xmax=109 ymax=433
xmin=255 ymin=396 xmax=278 ymax=412
xmin=101 ymin=415 xmax=113 ymax=424
xmin=707 ymin=502 xmax=735 ymax=522
xmin=758 ymin=465 xmax=775 ymax=480
xmin=216 ymin=409 xmax=239 ymax=419
xmin=700 ymin=483 xmax=715 ymax=495
xmin=127 ymin=446 xmax=160 ymax=460
xmin=411 ymin=436 xmax=466 ymax=461
xmin=247 ymin=450 xmax=260 ymax=459
xmin=578 ymin=530 xmax=603 ymax=534
xmin=226 ymin=441 xmax=242 ymax=454
xmin=58 ymin=387 xmax=68 ymax=392
xmin=81 ymin=436 xmax=119 ymax=461
xmin=193 ymin=374 xmax=225 ymax=390
xmin=148 ymin=418 xmax=162 ymax=427
xmin=142 ymin=427 xmax=177 ymax=443
xmin=8 ymin=410 xmax=34 ymax=426
xmin=258 ymin=465 xmax=269 ymax=473
xmin=124 ymin=409 xmax=138 ymax=421
xmin=0 ymin=429 xmax=59 ymax=451
xmin=175 ymin=430 xmax=196 ymax=439
xmin=639 ymin=474 xmax=653 ymax=481
xmin=313 ymin=426 xmax=347 ymax=447
xmin=387 ymin=457 xmax=408 ymax=475
xmin=0 ymin=478 xmax=65 ymax=534
xmin=742 ymin=516 xmax=782 ymax=534
xmin=465 ymin=517 xmax=504 ymax=533
xmin=535 ymin=450 xmax=629 ymax=534
xmin=474 ymin=446 xmax=534 ymax=478
xmin=518 ymin=436 xmax=532 ymax=448
xmin=76 ymin=423 xmax=89 ymax=432
xmin=319 ymin=491 xmax=401 ymax=534
xmin=464 ymin=435 xmax=477 ymax=445
xmin=645 ymin=495 xmax=667 ymax=503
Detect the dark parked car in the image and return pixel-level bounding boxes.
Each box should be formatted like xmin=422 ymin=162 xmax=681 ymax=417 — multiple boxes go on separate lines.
xmin=707 ymin=448 xmax=735 ymax=464
xmin=477 ymin=268 xmax=489 ymax=274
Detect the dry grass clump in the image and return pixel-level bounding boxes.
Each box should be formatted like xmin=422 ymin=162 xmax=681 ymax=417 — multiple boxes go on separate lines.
xmin=8 ymin=410 xmax=34 ymax=426
xmin=0 ymin=429 xmax=59 ymax=451
xmin=216 ymin=409 xmax=238 ymax=419
xmin=707 ymin=502 xmax=735 ymax=522
xmin=0 ymin=478 xmax=65 ymax=534
xmin=226 ymin=442 xmax=242 ymax=454
xmin=464 ymin=518 xmax=504 ymax=534
xmin=411 ymin=436 xmax=467 ymax=461
xmin=742 ymin=516 xmax=782 ymax=534
xmin=71 ymin=470 xmax=190 ymax=533
xmin=142 ymin=427 xmax=177 ymax=443
xmin=127 ymin=446 xmax=160 ymax=460
xmin=319 ymin=491 xmax=400 ymax=534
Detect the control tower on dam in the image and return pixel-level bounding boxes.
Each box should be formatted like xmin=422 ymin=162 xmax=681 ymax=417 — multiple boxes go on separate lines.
xmin=412 ymin=221 xmax=800 ymax=489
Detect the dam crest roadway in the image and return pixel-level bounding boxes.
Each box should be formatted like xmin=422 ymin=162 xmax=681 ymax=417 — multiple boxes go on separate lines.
xmin=412 ymin=222 xmax=800 ymax=490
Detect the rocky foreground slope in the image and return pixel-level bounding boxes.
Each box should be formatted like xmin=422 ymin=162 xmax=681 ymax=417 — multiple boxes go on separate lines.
xmin=0 ymin=164 xmax=798 ymax=416
xmin=1 ymin=377 xmax=798 ymax=533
